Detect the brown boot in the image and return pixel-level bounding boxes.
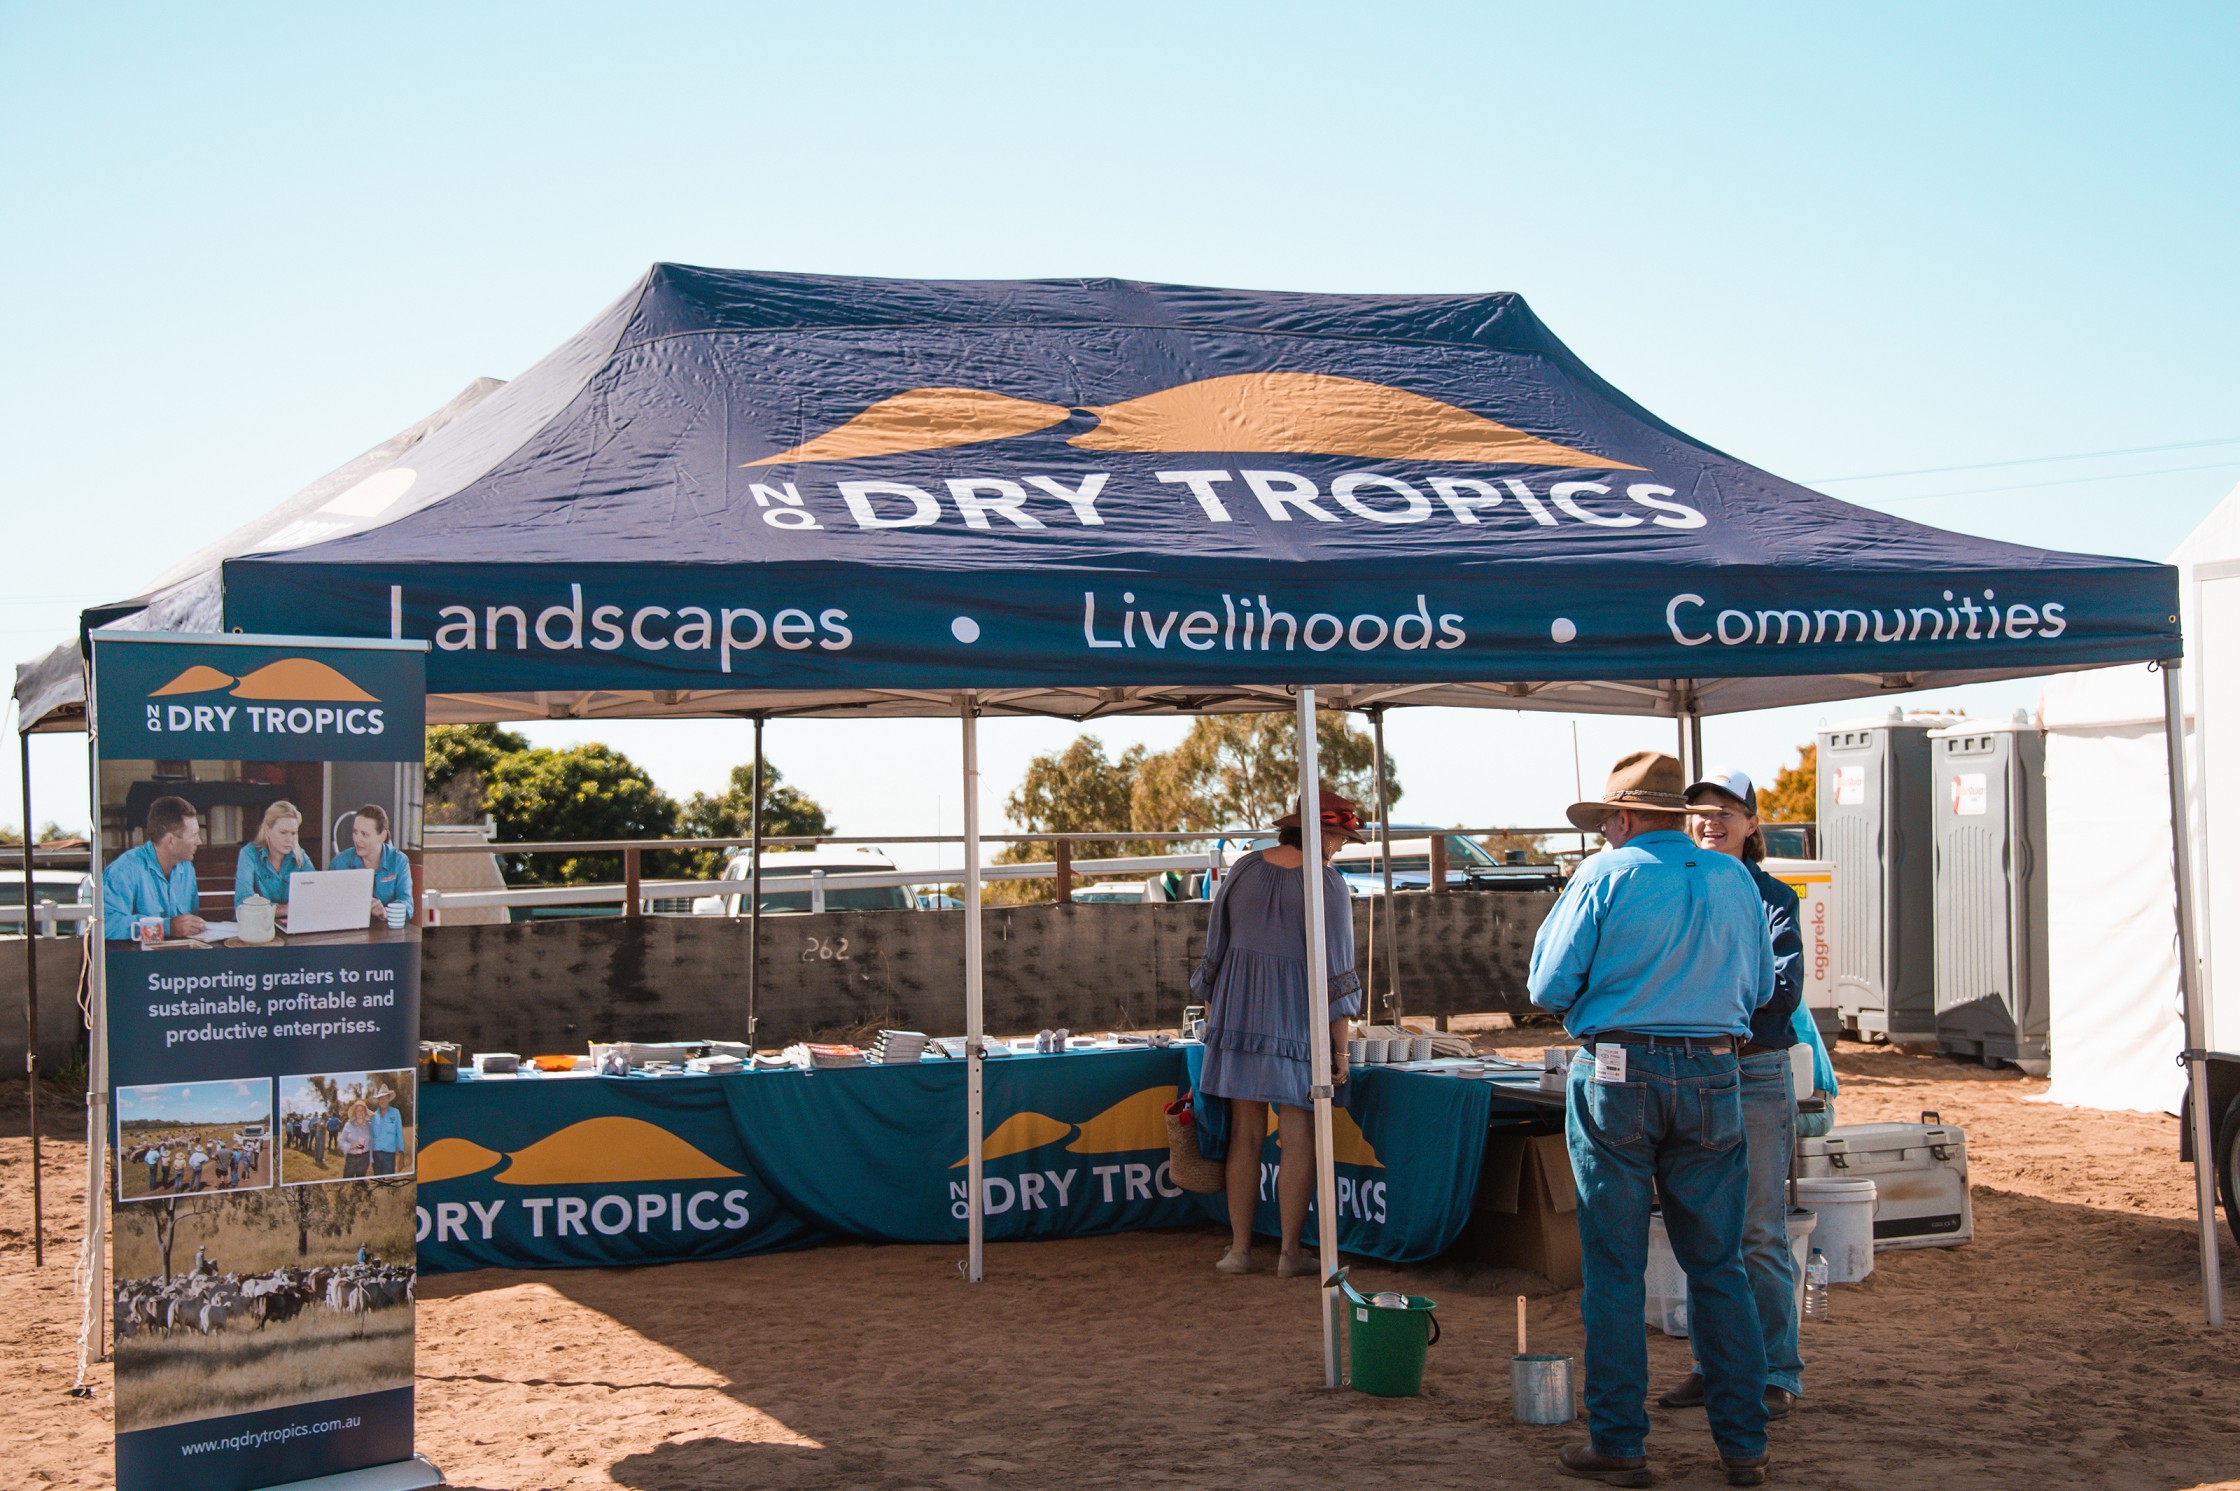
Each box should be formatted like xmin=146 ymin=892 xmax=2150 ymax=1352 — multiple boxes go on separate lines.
xmin=1557 ymin=1443 xmax=1654 ymax=1487
xmin=1721 ymin=1453 xmax=1768 ymax=1486
xmin=1656 ymin=1371 xmax=1706 ymax=1408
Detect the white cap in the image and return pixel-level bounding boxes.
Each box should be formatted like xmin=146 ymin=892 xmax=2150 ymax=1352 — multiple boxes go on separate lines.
xmin=1686 ymin=767 xmax=1757 ymax=814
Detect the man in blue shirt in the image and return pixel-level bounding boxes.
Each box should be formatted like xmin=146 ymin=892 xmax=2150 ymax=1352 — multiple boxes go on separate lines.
xmin=327 ymin=803 xmax=413 ymax=924
xmin=101 ymin=797 xmax=206 ymax=942
xmin=367 ymin=1085 xmax=406 ymax=1175
xmin=1529 ymin=751 xmax=1775 ymax=1488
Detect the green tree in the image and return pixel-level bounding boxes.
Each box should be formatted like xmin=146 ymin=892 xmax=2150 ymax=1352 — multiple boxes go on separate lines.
xmin=480 ymin=741 xmax=683 ymax=884
xmin=679 ymin=763 xmax=834 ymax=877
xmin=992 ymin=735 xmax=1154 ymax=903
xmin=0 ymin=823 xmax=78 ymax=845
xmin=991 ymin=714 xmax=1400 ymax=904
xmin=1132 ymin=711 xmax=1398 ymax=832
xmin=1759 ymin=743 xmax=1817 ymax=823
xmin=424 ymin=723 xmax=529 ymax=825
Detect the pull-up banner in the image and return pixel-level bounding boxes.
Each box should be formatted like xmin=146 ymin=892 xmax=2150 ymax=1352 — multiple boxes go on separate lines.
xmin=92 ymin=632 xmax=429 ymax=1491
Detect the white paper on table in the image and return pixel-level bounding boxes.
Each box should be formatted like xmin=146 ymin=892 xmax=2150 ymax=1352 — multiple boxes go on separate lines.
xmin=196 ymin=922 xmax=241 ymax=941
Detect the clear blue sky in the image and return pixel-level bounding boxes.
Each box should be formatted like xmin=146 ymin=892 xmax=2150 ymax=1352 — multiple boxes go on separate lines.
xmin=116 ymin=1078 xmax=269 ymax=1128
xmin=6 ymin=4 xmax=2236 ymax=852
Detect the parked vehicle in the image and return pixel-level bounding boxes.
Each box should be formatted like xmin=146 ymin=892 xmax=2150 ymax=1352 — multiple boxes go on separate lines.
xmin=1330 ymin=829 xmax=1563 ymax=894
xmin=1761 ymin=822 xmax=1817 ymax=859
xmin=692 ymin=847 xmax=917 ymax=916
xmin=0 ymin=870 xmax=92 ymax=936
xmin=1071 ymin=881 xmax=1147 ymax=904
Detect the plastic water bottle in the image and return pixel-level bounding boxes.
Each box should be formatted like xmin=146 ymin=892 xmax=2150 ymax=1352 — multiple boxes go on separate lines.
xmin=1803 ymin=1247 xmax=1830 ymax=1322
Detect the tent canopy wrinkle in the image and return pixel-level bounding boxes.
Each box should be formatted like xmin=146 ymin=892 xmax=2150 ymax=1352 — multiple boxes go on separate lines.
xmin=18 ymin=265 xmax=2177 ymax=725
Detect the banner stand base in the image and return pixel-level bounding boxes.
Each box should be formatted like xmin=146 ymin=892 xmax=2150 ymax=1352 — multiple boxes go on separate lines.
xmin=265 ymin=1453 xmax=445 ymax=1491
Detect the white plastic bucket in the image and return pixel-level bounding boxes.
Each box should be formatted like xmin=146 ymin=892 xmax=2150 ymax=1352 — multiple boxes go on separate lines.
xmin=1794 ymin=1177 xmax=1877 ymax=1282
xmin=1645 ymin=1208 xmax=1821 ymax=1337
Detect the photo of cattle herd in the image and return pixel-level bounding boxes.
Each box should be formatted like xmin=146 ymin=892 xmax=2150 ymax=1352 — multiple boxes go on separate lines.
xmin=109 ymin=1177 xmax=416 ymax=1432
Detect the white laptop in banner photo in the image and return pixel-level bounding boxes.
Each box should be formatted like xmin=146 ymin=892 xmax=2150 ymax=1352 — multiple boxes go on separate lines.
xmin=285 ymin=868 xmax=375 ymax=935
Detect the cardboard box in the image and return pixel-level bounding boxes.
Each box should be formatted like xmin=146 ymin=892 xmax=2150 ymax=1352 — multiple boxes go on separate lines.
xmin=1457 ymin=1129 xmax=1581 ymax=1288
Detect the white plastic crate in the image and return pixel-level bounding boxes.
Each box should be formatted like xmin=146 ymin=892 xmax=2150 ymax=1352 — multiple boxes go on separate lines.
xmin=1644 ymin=1208 xmax=1820 ymax=1337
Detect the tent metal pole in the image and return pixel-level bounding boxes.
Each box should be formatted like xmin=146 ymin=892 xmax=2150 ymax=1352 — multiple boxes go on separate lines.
xmin=962 ymin=694 xmax=986 ymax=1283
xmin=1688 ymin=696 xmax=1705 ymax=782
xmin=1370 ymin=707 xmax=1399 ymax=1026
xmin=20 ymin=728 xmax=42 ymax=1266
xmin=746 ymin=715 xmax=764 ymax=1049
xmin=2162 ymin=660 xmax=2226 ymax=1327
xmin=82 ymin=719 xmax=107 ymax=1359
xmin=1296 ymin=687 xmax=1342 ymax=1387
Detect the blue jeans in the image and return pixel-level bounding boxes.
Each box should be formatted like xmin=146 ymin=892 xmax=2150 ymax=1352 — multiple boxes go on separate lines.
xmin=1568 ymin=1046 xmax=1768 ymax=1460
xmin=1692 ymin=1049 xmax=1802 ymax=1396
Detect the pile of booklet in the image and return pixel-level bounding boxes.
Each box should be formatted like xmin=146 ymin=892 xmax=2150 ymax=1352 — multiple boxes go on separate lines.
xmin=684 ymin=1054 xmax=743 ymax=1074
xmin=868 ymin=1030 xmax=928 ymax=1064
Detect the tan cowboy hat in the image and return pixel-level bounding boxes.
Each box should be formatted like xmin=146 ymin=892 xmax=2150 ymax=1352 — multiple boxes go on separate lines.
xmin=1565 ymin=751 xmax=1708 ymax=833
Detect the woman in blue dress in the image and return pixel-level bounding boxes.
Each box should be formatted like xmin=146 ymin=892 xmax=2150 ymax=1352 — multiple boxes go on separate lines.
xmin=1193 ymin=790 xmax=1365 ymax=1276
xmin=234 ymin=800 xmax=314 ymax=915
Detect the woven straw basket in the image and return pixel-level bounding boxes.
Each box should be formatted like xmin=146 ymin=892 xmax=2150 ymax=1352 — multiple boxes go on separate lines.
xmin=1165 ymin=1100 xmax=1225 ymax=1193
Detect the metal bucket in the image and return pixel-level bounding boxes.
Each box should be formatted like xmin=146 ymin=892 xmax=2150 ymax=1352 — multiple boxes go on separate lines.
xmin=1510 ymin=1353 xmax=1574 ymax=1423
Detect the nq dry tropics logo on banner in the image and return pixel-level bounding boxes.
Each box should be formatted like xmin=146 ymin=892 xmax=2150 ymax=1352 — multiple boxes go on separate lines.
xmin=144 ymin=657 xmax=390 ymax=740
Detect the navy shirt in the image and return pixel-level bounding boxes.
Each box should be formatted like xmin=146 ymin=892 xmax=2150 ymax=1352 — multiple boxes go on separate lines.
xmin=1745 ymin=860 xmax=1805 ymax=1049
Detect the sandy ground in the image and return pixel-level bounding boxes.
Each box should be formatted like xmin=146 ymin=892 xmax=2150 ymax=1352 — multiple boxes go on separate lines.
xmin=4 ymin=1041 xmax=2237 ymax=1491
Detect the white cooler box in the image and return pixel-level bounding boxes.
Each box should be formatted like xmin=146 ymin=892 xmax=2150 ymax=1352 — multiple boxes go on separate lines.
xmin=1796 ymin=1118 xmax=1972 ymax=1250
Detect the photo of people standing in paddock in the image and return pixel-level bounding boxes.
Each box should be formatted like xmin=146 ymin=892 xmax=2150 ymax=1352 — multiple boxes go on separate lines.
xmin=115 ymin=1079 xmax=275 ymax=1202
xmin=278 ymin=1070 xmax=416 ymax=1185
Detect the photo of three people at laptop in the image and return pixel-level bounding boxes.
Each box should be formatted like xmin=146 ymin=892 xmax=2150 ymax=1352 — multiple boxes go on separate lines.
xmin=104 ymin=794 xmax=416 ymax=944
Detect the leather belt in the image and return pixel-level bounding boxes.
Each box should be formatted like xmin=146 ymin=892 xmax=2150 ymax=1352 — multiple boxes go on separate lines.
xmin=1738 ymin=1041 xmax=1790 ymax=1058
xmin=1587 ymin=1030 xmax=1741 ymax=1053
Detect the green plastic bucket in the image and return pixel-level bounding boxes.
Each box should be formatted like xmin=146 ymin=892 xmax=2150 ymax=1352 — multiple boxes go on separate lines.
xmin=1337 ymin=1274 xmax=1440 ymax=1397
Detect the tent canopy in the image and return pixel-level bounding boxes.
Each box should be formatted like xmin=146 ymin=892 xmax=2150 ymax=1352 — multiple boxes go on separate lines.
xmin=20 ymin=265 xmax=2179 ymax=727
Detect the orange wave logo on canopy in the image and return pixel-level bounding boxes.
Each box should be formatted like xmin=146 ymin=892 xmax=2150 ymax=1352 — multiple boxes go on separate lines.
xmin=414 ymin=1117 xmax=743 ymax=1186
xmin=742 ymin=373 xmax=1636 ymax=470
xmin=151 ymin=657 xmax=379 ymax=702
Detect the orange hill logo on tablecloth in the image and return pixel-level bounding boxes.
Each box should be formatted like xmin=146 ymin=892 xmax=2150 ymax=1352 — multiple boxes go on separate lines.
xmin=743 ymin=373 xmax=1637 ymax=471
xmin=951 ymin=1085 xmax=1383 ymax=1169
xmin=151 ymin=657 xmax=379 ymax=702
xmin=416 ymin=1116 xmax=742 ymax=1187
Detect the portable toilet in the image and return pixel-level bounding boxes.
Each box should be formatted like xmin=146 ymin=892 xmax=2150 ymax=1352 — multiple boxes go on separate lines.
xmin=1817 ymin=711 xmax=1957 ymax=1044
xmin=1928 ymin=714 xmax=2050 ymax=1072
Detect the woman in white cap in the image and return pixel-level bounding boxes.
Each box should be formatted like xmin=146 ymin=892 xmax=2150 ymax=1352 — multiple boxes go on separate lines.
xmin=1659 ymin=767 xmax=1814 ymax=1422
xmin=1192 ymin=789 xmax=1365 ymax=1276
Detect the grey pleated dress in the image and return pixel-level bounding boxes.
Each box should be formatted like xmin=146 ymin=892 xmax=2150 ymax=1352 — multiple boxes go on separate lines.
xmin=1192 ymin=851 xmax=1364 ymax=1111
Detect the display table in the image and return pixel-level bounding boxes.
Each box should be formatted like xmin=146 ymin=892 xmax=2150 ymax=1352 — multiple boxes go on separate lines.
xmin=415 ymin=1046 xmax=1557 ymax=1273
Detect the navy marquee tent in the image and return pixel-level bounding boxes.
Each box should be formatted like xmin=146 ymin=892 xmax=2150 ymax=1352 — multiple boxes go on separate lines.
xmin=18 ymin=267 xmax=2219 ymax=1350
xmin=16 ymin=264 xmax=2180 ymax=729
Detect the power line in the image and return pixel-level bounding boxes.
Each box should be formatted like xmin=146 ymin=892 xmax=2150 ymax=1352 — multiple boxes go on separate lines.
xmin=1811 ymin=434 xmax=2240 ymax=484
xmin=1858 ymin=458 xmax=2240 ymax=506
